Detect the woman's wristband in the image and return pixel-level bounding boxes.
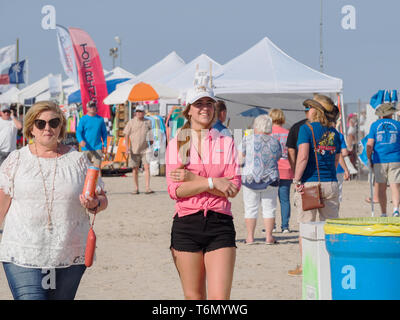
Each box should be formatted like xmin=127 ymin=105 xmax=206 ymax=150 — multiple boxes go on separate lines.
xmin=208 ymin=177 xmax=214 ymax=190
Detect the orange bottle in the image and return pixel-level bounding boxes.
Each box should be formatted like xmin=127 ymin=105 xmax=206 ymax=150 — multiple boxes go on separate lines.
xmin=82 ymin=166 xmax=99 ymax=199
xmin=85 ymin=226 xmax=96 ymax=267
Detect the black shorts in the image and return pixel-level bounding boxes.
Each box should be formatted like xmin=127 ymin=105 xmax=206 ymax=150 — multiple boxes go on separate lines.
xmin=170 ymin=210 xmax=237 ymax=253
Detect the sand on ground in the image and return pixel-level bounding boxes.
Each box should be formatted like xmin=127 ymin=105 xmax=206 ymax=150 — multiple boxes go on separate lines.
xmin=0 ymin=172 xmax=380 ymax=299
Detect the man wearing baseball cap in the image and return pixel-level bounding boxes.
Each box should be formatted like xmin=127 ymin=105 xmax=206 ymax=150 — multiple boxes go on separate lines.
xmin=123 ymin=105 xmax=153 ymax=194
xmin=0 ymin=104 xmax=22 ymax=165
xmin=76 ymin=101 xmax=108 ymax=168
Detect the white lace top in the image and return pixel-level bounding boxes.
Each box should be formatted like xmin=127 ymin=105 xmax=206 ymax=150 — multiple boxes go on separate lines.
xmin=0 ymin=145 xmax=105 ymax=268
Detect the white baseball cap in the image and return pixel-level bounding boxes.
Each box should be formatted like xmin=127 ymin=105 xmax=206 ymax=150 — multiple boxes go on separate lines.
xmin=135 ymin=105 xmax=145 ymax=112
xmin=185 ymin=87 xmax=216 ymax=105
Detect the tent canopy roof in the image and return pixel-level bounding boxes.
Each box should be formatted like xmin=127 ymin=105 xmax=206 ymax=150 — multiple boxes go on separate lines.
xmin=105 ymin=67 xmax=136 ymax=81
xmin=0 ymin=87 xmax=20 ymax=104
xmin=17 ymin=74 xmax=56 ymax=104
xmin=123 ymin=51 xmax=185 ymax=86
xmin=214 ymin=37 xmax=342 ymax=95
xmin=161 ymin=53 xmax=222 ymax=93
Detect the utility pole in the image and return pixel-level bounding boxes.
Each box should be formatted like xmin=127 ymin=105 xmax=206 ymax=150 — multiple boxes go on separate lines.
xmin=115 ymin=36 xmax=121 ymax=67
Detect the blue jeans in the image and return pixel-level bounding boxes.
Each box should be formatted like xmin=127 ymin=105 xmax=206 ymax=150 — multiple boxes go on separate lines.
xmin=2 ymin=262 xmax=86 ymax=300
xmin=278 ymin=179 xmax=292 ymax=230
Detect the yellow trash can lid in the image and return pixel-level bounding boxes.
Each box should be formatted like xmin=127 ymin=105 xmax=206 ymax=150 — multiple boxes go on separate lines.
xmin=324 ymin=217 xmax=400 ymax=237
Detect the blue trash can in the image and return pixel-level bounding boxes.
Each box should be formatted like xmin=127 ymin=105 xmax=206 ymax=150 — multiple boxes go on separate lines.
xmin=324 ymin=217 xmax=400 ymax=300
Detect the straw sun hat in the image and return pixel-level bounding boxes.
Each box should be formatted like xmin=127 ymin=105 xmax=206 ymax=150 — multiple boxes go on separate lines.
xmin=303 ymin=94 xmax=335 ymax=114
xmin=375 ymin=103 xmax=397 ymax=117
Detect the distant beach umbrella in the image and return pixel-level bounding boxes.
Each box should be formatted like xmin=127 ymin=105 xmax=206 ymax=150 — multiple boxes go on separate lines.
xmin=239 ymin=107 xmax=268 ymax=117
xmin=103 ymin=81 xmax=179 ymax=105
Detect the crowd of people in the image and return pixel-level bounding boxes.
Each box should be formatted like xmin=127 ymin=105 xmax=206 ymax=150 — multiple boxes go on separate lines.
xmin=0 ymin=80 xmax=399 ymax=300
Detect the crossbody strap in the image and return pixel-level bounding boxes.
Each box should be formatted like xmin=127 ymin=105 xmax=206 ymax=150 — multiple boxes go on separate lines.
xmin=306 ymin=122 xmax=321 ymax=183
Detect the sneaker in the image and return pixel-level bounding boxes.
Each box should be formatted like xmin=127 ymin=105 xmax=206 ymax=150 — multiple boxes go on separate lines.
xmin=288 ymin=265 xmax=302 ymax=276
xmin=282 ymin=229 xmax=291 ymax=234
xmin=393 ymin=211 xmax=400 ymax=217
xmin=381 ymin=213 xmax=387 ymax=217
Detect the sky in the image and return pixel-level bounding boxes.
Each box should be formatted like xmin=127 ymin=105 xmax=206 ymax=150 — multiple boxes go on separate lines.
xmin=0 ymin=0 xmax=398 ymax=103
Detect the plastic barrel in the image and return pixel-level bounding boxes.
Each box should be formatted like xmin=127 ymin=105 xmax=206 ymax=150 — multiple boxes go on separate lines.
xmin=324 ymin=217 xmax=400 ymax=300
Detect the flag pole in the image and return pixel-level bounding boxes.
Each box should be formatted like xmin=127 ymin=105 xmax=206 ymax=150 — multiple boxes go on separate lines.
xmin=25 ymin=58 xmax=29 ymax=86
xmin=16 ymin=38 xmax=19 ymax=89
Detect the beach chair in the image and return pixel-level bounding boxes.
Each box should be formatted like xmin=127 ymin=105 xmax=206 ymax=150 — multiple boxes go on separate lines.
xmin=102 ymin=136 xmax=115 ymax=162
xmin=101 ymin=137 xmax=129 ymax=170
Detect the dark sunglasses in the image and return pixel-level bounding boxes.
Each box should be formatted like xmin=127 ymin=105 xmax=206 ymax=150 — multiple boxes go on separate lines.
xmin=34 ymin=118 xmax=61 ymax=130
xmin=2 ymin=110 xmax=11 ymax=114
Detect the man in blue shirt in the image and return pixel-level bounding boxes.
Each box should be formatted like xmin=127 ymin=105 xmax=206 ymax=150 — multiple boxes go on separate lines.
xmin=367 ymin=103 xmax=400 ymax=217
xmin=212 ymin=100 xmax=232 ymax=137
xmin=76 ymin=101 xmax=108 ymax=168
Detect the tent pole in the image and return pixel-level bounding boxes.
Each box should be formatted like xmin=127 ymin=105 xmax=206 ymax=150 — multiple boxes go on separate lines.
xmin=339 ymin=92 xmax=347 ymax=137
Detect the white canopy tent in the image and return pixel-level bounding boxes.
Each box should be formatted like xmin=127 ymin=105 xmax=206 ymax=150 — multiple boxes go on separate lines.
xmin=17 ymin=74 xmax=56 ymax=104
xmin=213 ymin=37 xmax=344 ymax=130
xmin=161 ymin=53 xmax=222 ymax=97
xmin=112 ymin=51 xmax=186 ymax=116
xmin=0 ymin=87 xmax=20 ymax=104
xmin=104 ymin=66 xmax=136 ymax=81
xmin=120 ymin=51 xmax=185 ymax=87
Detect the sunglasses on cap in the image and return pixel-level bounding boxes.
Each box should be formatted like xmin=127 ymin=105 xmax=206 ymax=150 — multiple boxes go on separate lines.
xmin=34 ymin=118 xmax=61 ymax=130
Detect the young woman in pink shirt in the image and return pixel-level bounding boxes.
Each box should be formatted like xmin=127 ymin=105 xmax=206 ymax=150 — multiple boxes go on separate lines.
xmin=166 ymin=87 xmax=241 ymax=300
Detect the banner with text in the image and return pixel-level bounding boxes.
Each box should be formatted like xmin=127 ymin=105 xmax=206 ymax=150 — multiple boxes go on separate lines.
xmin=56 ymin=25 xmax=79 ymax=87
xmin=69 ymin=27 xmax=110 ymax=118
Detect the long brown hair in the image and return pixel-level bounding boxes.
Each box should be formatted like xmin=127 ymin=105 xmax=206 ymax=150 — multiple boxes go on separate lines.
xmin=176 ymin=102 xmax=216 ymax=165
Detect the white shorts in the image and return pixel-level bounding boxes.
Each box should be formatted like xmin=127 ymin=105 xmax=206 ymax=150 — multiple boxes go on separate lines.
xmin=243 ymin=185 xmax=278 ymax=219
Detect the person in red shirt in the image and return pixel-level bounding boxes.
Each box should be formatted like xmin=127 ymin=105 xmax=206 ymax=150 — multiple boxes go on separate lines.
xmin=166 ymin=86 xmax=241 ymax=300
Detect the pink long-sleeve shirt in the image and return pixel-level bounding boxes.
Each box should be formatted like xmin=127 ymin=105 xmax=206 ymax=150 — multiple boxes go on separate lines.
xmin=166 ymin=129 xmax=241 ymax=218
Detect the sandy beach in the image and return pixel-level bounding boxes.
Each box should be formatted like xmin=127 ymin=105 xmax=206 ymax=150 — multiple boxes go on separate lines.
xmin=0 ymin=172 xmax=376 ymax=300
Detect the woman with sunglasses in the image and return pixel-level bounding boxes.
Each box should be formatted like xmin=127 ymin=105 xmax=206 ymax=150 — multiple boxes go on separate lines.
xmin=0 ymin=101 xmax=108 ymax=300
xmin=166 ymin=85 xmax=241 ymax=300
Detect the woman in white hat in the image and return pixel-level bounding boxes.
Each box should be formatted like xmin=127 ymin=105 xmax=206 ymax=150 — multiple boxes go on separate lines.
xmin=166 ymin=85 xmax=241 ymax=300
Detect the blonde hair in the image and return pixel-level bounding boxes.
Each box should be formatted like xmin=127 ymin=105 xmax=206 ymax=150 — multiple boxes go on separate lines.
xmin=24 ymin=101 xmax=67 ymax=140
xmin=310 ymin=108 xmax=329 ymax=126
xmin=269 ymin=109 xmax=285 ymax=125
xmin=177 ymin=101 xmax=216 ymax=165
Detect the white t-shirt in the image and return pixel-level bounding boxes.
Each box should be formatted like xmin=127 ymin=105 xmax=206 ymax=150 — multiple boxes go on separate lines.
xmin=0 ymin=118 xmax=18 ymax=152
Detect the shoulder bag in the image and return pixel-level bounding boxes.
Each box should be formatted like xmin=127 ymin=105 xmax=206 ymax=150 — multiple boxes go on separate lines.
xmin=301 ymin=123 xmax=325 ymax=211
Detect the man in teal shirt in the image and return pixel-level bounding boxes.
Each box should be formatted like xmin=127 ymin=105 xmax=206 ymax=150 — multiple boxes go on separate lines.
xmin=76 ymin=101 xmax=108 ymax=168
